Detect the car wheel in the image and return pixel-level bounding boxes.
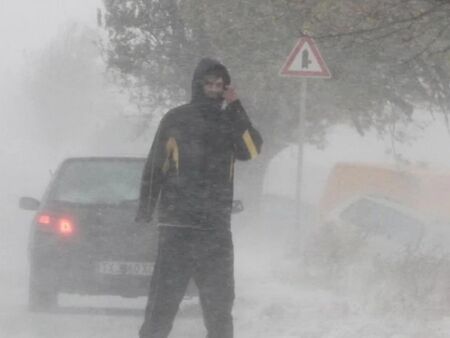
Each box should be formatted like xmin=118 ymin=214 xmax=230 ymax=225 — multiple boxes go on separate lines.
xmin=28 ymin=266 xmax=59 ymax=312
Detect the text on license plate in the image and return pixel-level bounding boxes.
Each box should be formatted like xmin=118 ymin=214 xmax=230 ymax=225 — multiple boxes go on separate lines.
xmin=97 ymin=261 xmax=154 ymax=276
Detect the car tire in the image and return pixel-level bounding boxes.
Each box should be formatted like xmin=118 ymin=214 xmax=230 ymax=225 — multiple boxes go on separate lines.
xmin=28 ymin=266 xmax=59 ymax=312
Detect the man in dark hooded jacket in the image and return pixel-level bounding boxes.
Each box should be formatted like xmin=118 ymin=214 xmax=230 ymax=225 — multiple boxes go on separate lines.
xmin=136 ymin=58 xmax=262 ymax=338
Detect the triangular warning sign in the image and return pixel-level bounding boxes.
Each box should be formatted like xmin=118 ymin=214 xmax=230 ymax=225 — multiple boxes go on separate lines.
xmin=280 ymin=37 xmax=331 ymax=78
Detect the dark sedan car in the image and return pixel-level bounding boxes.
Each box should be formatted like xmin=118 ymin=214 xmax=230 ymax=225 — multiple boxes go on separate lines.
xmin=19 ymin=157 xmax=158 ymax=311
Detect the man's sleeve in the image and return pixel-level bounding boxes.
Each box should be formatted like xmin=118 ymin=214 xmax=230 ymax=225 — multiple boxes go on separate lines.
xmin=136 ymin=117 xmax=168 ymax=222
xmin=224 ymin=100 xmax=263 ymax=161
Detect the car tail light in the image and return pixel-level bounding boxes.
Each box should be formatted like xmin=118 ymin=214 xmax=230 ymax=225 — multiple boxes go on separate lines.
xmin=37 ymin=214 xmax=52 ymax=225
xmin=58 ymin=218 xmax=74 ymax=236
xmin=35 ymin=213 xmax=76 ymax=237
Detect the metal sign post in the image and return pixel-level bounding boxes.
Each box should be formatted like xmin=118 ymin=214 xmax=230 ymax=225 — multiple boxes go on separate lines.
xmin=280 ymin=36 xmax=331 ymax=229
xmin=295 ymin=78 xmax=307 ymax=225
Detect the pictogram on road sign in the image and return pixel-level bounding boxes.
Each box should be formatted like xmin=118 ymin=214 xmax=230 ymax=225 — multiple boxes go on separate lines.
xmin=280 ymin=37 xmax=331 ymax=78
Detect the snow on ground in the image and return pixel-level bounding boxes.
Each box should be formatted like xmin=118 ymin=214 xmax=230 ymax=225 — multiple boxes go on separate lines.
xmin=232 ymin=223 xmax=450 ymax=338
xmin=2 ymin=188 xmax=450 ymax=337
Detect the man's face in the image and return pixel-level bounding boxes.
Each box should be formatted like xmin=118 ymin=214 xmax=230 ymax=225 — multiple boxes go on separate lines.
xmin=202 ymin=74 xmax=225 ymax=100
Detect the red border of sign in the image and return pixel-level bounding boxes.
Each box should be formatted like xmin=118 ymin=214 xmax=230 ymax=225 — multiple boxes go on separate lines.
xmin=280 ymin=37 xmax=331 ymax=78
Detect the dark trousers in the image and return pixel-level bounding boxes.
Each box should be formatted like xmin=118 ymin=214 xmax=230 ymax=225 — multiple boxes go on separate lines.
xmin=139 ymin=227 xmax=235 ymax=338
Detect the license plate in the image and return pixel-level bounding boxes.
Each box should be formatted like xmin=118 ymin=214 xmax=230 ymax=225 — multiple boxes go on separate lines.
xmin=97 ymin=261 xmax=154 ymax=276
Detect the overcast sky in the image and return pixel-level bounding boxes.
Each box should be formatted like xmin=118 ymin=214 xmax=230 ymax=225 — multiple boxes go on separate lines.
xmin=0 ymin=0 xmax=100 ymax=71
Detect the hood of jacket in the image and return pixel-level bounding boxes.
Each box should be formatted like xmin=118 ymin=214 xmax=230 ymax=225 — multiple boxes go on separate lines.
xmin=191 ymin=58 xmax=231 ymax=104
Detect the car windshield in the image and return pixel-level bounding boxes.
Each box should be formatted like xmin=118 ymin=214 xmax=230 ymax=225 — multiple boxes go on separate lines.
xmin=50 ymin=159 xmax=145 ymax=205
xmin=340 ymin=198 xmax=424 ymax=245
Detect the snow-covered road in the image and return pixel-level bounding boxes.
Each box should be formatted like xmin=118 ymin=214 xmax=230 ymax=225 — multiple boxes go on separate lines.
xmin=2 ymin=202 xmax=450 ymax=338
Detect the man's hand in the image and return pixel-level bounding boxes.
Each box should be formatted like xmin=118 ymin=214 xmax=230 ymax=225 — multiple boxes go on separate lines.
xmin=223 ymin=86 xmax=238 ymax=104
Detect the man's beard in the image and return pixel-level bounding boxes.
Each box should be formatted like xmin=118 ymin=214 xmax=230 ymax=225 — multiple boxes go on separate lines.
xmin=204 ymin=94 xmax=224 ymax=105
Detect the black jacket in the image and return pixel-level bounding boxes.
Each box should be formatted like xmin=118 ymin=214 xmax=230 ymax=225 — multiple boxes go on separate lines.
xmin=136 ymin=58 xmax=262 ymax=231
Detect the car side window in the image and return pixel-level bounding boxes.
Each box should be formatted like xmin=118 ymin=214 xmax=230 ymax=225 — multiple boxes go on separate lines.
xmin=341 ymin=198 xmax=423 ymax=245
xmin=340 ymin=198 xmax=380 ymax=230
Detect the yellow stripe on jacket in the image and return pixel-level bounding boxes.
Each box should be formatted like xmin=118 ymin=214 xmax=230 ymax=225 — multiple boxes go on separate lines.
xmin=162 ymin=137 xmax=179 ymax=174
xmin=242 ymin=130 xmax=258 ymax=159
